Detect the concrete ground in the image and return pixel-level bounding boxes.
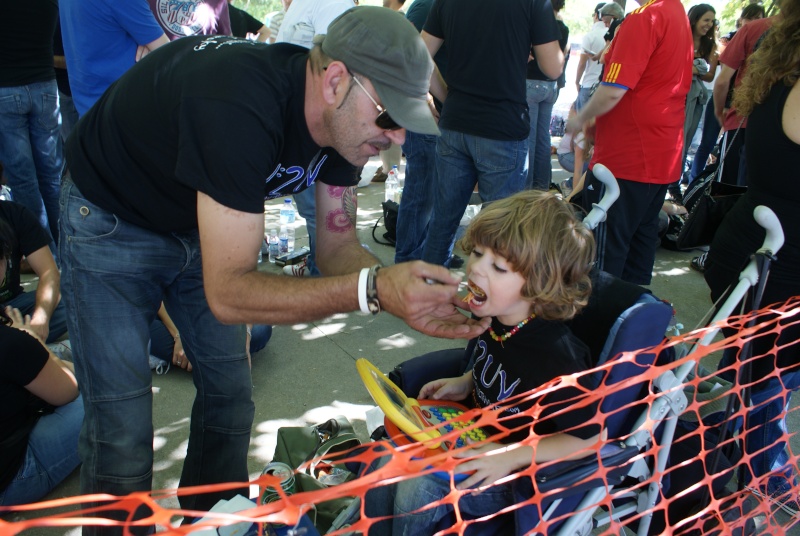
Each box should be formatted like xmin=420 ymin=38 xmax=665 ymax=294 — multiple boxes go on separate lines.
xmin=6 ymin=155 xmax=799 ymax=535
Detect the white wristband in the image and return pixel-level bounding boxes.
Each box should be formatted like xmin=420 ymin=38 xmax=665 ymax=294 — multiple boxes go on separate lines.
xmin=358 ymin=267 xmax=371 ymax=314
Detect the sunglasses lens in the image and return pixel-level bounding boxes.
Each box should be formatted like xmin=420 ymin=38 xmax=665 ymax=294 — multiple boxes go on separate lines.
xmin=376 ymin=111 xmax=401 ymax=131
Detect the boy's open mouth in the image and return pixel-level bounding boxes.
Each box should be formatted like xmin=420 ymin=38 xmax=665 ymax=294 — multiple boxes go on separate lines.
xmin=463 ymin=281 xmax=487 ymax=306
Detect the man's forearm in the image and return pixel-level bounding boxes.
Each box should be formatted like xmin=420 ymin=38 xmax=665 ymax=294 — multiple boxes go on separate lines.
xmin=32 ymin=273 xmax=60 ymax=325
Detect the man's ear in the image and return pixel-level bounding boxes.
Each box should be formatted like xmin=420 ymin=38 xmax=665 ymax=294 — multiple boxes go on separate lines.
xmin=322 ymin=61 xmax=349 ymax=106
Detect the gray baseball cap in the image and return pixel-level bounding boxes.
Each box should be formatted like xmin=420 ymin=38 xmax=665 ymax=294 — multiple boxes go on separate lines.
xmin=600 ymin=2 xmax=624 ymax=19
xmin=314 ymin=6 xmax=439 ymax=136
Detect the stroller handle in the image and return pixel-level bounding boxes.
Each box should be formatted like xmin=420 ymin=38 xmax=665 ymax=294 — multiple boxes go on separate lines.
xmin=582 ymin=164 xmax=621 ymax=231
xmin=754 ymin=205 xmax=784 ymax=256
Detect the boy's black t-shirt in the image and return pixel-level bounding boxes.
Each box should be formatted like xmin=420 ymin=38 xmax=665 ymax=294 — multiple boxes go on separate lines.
xmin=470 ymin=316 xmax=598 ymax=444
xmin=0 ymin=201 xmax=52 ymax=304
xmin=66 ymin=37 xmax=358 ymax=233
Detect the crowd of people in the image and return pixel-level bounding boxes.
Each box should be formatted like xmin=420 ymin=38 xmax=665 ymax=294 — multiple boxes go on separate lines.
xmin=1 ymin=0 xmax=799 ymax=533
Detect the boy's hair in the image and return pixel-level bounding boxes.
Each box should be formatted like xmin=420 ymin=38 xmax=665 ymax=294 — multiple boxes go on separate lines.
xmin=458 ymin=191 xmax=595 ymax=322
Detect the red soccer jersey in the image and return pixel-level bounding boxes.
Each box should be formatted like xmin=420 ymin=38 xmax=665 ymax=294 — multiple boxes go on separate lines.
xmin=590 ymin=0 xmax=693 ymax=184
xmin=718 ymin=17 xmax=774 ymax=131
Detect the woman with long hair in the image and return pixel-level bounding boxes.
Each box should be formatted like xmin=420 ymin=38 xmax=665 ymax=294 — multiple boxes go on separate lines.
xmin=681 ymin=4 xmax=719 ymax=169
xmin=704 ymin=0 xmax=800 ymax=514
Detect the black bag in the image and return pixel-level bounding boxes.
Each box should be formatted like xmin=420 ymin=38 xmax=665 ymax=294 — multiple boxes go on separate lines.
xmin=675 ymin=178 xmax=746 ymax=250
xmin=372 ymin=200 xmax=398 ymax=247
xmin=271 ymin=416 xmax=362 ymax=533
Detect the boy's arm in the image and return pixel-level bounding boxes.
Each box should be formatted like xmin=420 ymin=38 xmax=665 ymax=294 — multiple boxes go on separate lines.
xmin=454 ymin=431 xmax=604 ymax=490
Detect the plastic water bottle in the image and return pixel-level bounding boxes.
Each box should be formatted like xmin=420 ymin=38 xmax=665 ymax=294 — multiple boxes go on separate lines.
xmin=286 ymin=227 xmax=295 ymax=253
xmin=392 ymin=165 xmax=403 ymax=203
xmin=268 ymin=228 xmax=279 ymax=263
xmin=385 ymin=167 xmax=398 ymax=203
xmin=279 ymin=226 xmax=289 ymax=256
xmin=279 ymin=198 xmax=296 ymax=225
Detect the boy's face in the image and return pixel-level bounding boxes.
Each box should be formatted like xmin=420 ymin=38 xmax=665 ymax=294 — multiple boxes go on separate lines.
xmin=464 ymin=246 xmax=531 ymax=326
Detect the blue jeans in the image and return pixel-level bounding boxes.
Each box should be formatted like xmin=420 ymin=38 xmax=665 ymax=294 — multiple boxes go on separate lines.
xmin=422 ymin=129 xmax=528 ymax=266
xmin=149 ymin=318 xmax=272 ymax=362
xmin=689 ymin=101 xmax=720 ymax=183
xmin=395 ymin=131 xmax=438 ymax=263
xmin=364 ymin=456 xmax=513 ymax=535
xmin=0 ymin=395 xmax=83 ymax=506
xmin=2 ymin=290 xmax=68 ymax=344
xmin=293 ymin=184 xmax=320 ymax=276
xmin=0 ymin=80 xmax=62 ymax=247
xmin=59 ymin=177 xmax=254 ymax=530
xmin=526 ymin=80 xmax=558 ymax=190
xmin=575 ymin=86 xmax=595 ymax=111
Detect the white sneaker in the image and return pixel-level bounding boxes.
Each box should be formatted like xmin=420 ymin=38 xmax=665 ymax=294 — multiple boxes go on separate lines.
xmin=283 ymin=258 xmax=308 ymax=277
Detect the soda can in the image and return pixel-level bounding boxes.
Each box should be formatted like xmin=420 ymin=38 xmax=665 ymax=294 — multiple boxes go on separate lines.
xmin=260 ymin=462 xmax=295 ymax=505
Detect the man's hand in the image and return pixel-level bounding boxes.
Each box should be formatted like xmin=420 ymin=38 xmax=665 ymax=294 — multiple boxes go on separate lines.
xmin=376 ymin=261 xmax=490 ymax=339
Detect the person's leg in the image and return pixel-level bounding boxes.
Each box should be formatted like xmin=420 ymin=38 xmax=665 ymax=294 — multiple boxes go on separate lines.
xmin=59 ymin=176 xmax=178 ymax=535
xmin=0 ymin=395 xmax=83 ymax=506
xmin=421 ymin=129 xmax=478 ymax=266
xmin=395 ymin=131 xmax=437 ymax=263
xmin=531 ymin=81 xmax=557 ymax=190
xmin=59 ymin=91 xmax=80 ymax=141
xmin=557 ymin=152 xmax=575 ymax=173
xmin=249 ymin=324 xmax=272 ymax=353
xmin=473 ymin=135 xmax=529 ymax=205
xmin=293 ymin=184 xmax=319 ymax=276
xmin=0 ymin=84 xmax=53 ymax=245
xmin=745 ymin=371 xmax=800 ymax=495
xmin=28 ymin=80 xmax=63 ymax=246
xmin=525 ymin=80 xmax=543 ymax=190
xmin=690 ymin=101 xmax=720 ymax=183
xmin=620 ymin=182 xmax=669 ymax=285
xmin=163 ymin=236 xmax=254 ymax=515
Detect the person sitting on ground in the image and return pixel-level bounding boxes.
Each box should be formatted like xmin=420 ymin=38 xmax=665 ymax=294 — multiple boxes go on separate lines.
xmin=0 ymin=202 xmax=66 ymax=344
xmin=365 ymin=190 xmax=602 ymax=534
xmin=149 ymin=302 xmax=272 ymax=373
xmin=0 ymin=225 xmax=82 ymax=506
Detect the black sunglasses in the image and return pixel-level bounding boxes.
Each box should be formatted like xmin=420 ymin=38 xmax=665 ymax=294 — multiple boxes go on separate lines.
xmin=350 ymin=74 xmax=402 ymax=131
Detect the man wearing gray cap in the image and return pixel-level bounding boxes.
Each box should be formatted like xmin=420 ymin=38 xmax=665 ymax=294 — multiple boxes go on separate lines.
xmin=59 ymin=7 xmax=488 ymax=532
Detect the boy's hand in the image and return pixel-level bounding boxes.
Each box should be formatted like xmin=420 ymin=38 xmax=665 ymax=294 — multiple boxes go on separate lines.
xmin=418 ymin=375 xmax=472 ymax=401
xmin=454 ymin=442 xmax=533 ymax=490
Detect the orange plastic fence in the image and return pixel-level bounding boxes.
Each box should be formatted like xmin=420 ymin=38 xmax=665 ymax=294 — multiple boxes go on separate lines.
xmin=3 ymin=297 xmax=800 ymax=535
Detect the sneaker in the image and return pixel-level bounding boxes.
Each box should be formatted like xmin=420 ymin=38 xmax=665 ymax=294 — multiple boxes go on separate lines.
xmin=746 ymin=486 xmax=800 ymax=516
xmin=691 ymin=252 xmax=708 ymax=273
xmin=47 ymin=340 xmax=72 ymax=361
xmin=371 ymin=168 xmax=388 ymax=183
xmin=149 ymin=355 xmax=170 ymax=375
xmin=283 ymin=258 xmax=308 ymax=277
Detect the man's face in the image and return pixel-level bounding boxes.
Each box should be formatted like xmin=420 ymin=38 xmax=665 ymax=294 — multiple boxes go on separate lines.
xmin=324 ymin=75 xmax=406 ymax=167
xmin=601 ymin=14 xmax=614 ymax=27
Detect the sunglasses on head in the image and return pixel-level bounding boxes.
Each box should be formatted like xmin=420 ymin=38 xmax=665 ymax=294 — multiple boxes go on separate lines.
xmin=349 ymin=73 xmax=402 ymax=131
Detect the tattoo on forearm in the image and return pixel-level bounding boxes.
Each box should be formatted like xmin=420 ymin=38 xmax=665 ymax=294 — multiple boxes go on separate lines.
xmin=325 ymin=186 xmax=357 ymax=234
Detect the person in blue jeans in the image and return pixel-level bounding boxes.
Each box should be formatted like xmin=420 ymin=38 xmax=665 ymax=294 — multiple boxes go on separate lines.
xmin=0 ymin=294 xmax=82 ymax=507
xmin=0 ymin=2 xmax=63 ymax=251
xmin=525 ymin=0 xmax=569 ymax=191
xmin=60 ymin=10 xmax=485 ymax=533
xmin=419 ymin=0 xmax=563 ymax=267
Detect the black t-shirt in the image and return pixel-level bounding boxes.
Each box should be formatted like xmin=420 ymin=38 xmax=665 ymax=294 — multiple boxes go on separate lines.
xmin=0 ymin=323 xmax=50 ymax=490
xmin=470 ymin=317 xmax=598 ymax=444
xmin=424 ymin=0 xmax=560 ymax=141
xmin=527 ymin=19 xmax=569 ymax=82
xmin=228 ymin=4 xmax=264 ymax=38
xmin=0 ymin=0 xmax=58 ymax=88
xmin=66 ymin=37 xmax=358 ymax=233
xmin=0 ymin=201 xmax=52 ymax=304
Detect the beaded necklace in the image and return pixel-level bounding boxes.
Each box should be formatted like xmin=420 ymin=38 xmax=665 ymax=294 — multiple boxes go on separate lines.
xmin=488 ymin=313 xmax=536 ymax=347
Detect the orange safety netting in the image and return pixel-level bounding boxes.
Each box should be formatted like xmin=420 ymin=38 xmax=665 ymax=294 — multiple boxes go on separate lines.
xmin=3 ymin=297 xmax=800 ymax=535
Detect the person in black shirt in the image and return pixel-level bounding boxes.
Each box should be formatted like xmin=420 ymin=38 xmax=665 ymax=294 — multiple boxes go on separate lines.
xmin=367 ymin=191 xmax=599 ymax=534
xmin=60 ymin=7 xmax=488 ymax=528
xmin=227 ymin=0 xmax=270 ymax=42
